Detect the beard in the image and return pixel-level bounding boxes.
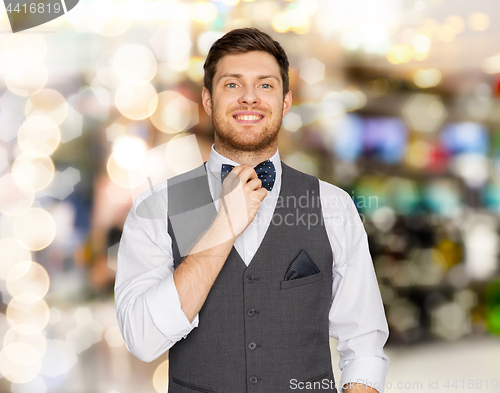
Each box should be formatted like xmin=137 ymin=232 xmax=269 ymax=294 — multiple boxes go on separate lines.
xmin=212 ymin=105 xmax=283 ymax=152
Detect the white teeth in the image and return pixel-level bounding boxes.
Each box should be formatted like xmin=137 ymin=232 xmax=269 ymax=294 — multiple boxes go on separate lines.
xmin=235 ymin=115 xmax=262 ymax=121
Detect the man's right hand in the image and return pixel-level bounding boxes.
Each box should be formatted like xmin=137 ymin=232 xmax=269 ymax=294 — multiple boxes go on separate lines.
xmin=173 ymin=164 xmax=267 ymax=323
xmin=219 ymin=164 xmax=268 ymax=238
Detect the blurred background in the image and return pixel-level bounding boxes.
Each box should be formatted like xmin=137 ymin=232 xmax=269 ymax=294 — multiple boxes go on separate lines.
xmin=0 ymin=0 xmax=500 ymax=392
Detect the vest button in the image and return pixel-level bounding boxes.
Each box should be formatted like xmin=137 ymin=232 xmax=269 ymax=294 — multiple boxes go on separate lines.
xmin=246 ymin=275 xmax=255 ymax=283
xmin=248 ymin=342 xmax=257 ymax=350
xmin=249 ymin=376 xmax=258 ymax=384
xmin=247 ymin=308 xmax=256 ymax=316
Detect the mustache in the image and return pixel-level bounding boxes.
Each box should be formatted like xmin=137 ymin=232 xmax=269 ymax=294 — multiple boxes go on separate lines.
xmin=227 ymin=106 xmax=270 ymax=115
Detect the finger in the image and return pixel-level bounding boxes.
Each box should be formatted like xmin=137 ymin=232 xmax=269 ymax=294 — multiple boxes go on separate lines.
xmin=227 ymin=164 xmax=251 ymax=176
xmin=239 ymin=165 xmax=258 ymax=182
xmin=222 ymin=173 xmax=238 ymax=193
xmin=224 ymin=164 xmax=255 ymax=179
xmin=223 ymin=168 xmax=245 ymax=188
xmin=251 ymin=187 xmax=268 ymax=202
xmin=224 ymin=165 xmax=257 ymax=188
xmin=246 ymin=177 xmax=262 ymax=191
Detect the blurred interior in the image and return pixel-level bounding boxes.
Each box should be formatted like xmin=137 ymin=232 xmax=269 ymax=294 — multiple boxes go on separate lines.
xmin=0 ymin=0 xmax=500 ymax=392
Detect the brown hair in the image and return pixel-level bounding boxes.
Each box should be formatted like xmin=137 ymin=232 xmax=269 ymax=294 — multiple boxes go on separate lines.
xmin=203 ymin=27 xmax=290 ymax=98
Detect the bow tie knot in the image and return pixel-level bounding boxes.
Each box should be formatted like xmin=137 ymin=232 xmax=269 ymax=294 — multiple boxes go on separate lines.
xmin=221 ymin=160 xmax=276 ymax=191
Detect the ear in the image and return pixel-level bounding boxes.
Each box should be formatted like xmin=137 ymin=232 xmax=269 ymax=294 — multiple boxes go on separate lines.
xmin=282 ymin=90 xmax=292 ymax=117
xmin=202 ymin=87 xmax=213 ymax=117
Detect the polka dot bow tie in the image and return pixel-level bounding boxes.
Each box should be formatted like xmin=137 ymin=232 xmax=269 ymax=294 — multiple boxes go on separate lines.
xmin=221 ymin=160 xmax=276 ymax=191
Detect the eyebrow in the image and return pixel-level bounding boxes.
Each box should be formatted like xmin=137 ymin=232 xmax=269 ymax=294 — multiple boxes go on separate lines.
xmin=216 ymin=73 xmax=281 ymax=84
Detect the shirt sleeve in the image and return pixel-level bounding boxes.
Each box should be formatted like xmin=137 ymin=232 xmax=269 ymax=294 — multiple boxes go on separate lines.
xmin=320 ymin=180 xmax=389 ymax=393
xmin=114 ymin=183 xmax=199 ymax=362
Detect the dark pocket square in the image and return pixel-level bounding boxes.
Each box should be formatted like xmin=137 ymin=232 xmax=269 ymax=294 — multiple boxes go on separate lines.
xmin=284 ymin=250 xmax=320 ymax=280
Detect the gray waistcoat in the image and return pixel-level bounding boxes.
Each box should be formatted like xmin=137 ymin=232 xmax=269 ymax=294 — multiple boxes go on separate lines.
xmin=166 ymin=162 xmax=336 ymax=393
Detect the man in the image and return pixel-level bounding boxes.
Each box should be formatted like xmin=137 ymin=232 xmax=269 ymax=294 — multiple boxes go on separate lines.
xmin=115 ymin=28 xmax=389 ymax=393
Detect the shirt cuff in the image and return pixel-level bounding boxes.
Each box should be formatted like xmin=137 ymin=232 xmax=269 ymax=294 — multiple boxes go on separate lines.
xmin=145 ymin=273 xmax=199 ymax=342
xmin=340 ymin=356 xmax=389 ymax=393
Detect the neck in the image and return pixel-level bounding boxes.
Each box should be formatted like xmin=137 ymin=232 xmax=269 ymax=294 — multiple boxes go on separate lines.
xmin=214 ymin=140 xmax=278 ymax=166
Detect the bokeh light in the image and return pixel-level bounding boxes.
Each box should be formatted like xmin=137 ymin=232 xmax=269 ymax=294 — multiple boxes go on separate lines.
xmin=112 ymin=44 xmax=157 ymax=82
xmin=40 ymin=339 xmax=78 ymax=379
xmin=386 ymin=45 xmax=413 ymax=64
xmin=412 ymin=34 xmax=432 ymax=60
xmin=25 ymin=89 xmax=68 ymax=126
xmin=481 ymin=54 xmax=500 ymax=74
xmin=367 ymin=78 xmax=390 ymax=97
xmin=0 ymin=343 xmax=42 ymax=384
xmin=115 ymin=80 xmax=158 ymax=120
xmin=104 ymin=326 xmax=125 ymax=348
xmin=402 ymin=94 xmax=447 ymax=133
xmin=299 ymin=58 xmax=325 ymax=85
xmin=107 ymin=153 xmax=149 ymax=189
xmin=6 ymin=295 xmax=50 ymax=332
xmin=0 ymin=33 xmax=46 ymax=75
xmin=6 ymin=261 xmax=50 ymax=301
xmin=112 ymin=135 xmax=147 ymax=171
xmin=150 ymin=25 xmax=192 ymax=65
xmin=283 ymin=111 xmax=303 ymax=132
xmin=431 ymin=302 xmax=470 ymax=341
xmin=405 ymin=140 xmax=432 ymax=169
xmin=0 ymin=174 xmax=35 ymax=216
xmin=192 ymin=1 xmax=218 ymax=24
xmin=165 ymin=134 xmax=204 ymax=175
xmin=462 ymin=214 xmax=498 ymax=280
xmin=149 ymin=90 xmax=196 ymax=134
xmin=17 ymin=115 xmax=61 ymax=157
xmin=438 ymin=24 xmax=456 ymax=43
xmin=4 ymin=325 xmax=47 ymax=363
xmin=197 ymin=31 xmax=224 ymax=55
xmin=186 ymin=56 xmax=205 ymax=82
xmin=12 ymin=154 xmax=55 ymax=192
xmin=467 ymin=12 xmax=490 ymax=32
xmin=451 ymin=153 xmax=489 ymax=188
xmin=153 ymin=360 xmax=169 ymax=393
xmin=66 ymin=308 xmax=103 ymax=354
xmin=414 ymin=68 xmax=442 ymax=89
xmin=0 ymin=237 xmax=32 ymax=281
xmin=407 ymin=249 xmax=446 ymax=286
xmin=388 ymin=298 xmax=420 ymax=333
xmin=444 ymin=15 xmax=465 ymax=34
xmin=106 ymin=122 xmax=127 ymax=143
xmin=5 ymin=63 xmax=48 ymax=97
xmin=89 ymin=0 xmax=130 ymax=36
xmin=13 ymin=208 xmax=56 ymax=251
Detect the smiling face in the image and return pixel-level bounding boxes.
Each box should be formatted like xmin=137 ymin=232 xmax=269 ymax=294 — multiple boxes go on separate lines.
xmin=202 ymin=51 xmax=292 ymax=160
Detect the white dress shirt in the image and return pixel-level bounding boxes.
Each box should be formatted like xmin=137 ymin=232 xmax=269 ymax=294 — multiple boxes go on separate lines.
xmin=115 ymin=145 xmax=389 ymax=392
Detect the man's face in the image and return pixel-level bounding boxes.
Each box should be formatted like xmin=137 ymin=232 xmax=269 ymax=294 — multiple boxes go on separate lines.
xmin=202 ymin=51 xmax=292 ymax=152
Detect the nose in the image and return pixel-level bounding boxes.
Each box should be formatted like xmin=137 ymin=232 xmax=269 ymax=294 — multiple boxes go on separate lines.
xmin=238 ymin=85 xmax=260 ymax=106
